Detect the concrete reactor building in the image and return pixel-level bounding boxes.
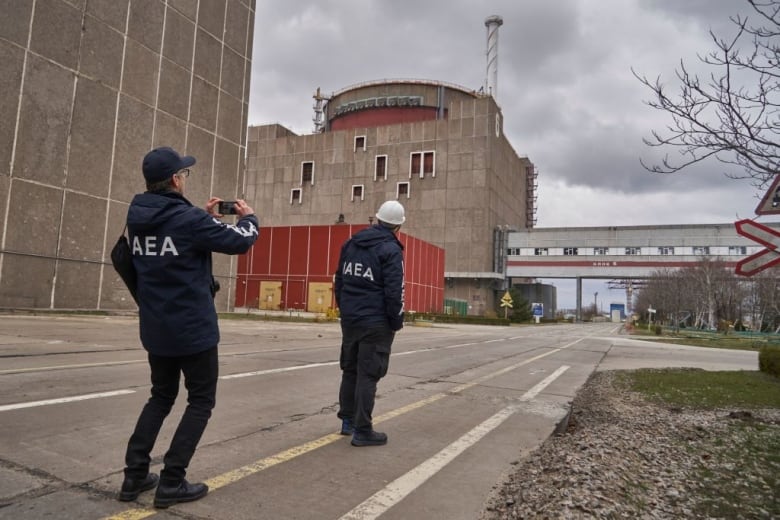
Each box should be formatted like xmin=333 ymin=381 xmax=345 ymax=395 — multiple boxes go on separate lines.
xmin=245 ymin=16 xmax=538 ymax=315
xmin=0 ymin=0 xmax=256 ymax=311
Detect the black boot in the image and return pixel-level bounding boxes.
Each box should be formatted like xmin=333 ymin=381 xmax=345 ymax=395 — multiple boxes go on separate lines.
xmin=118 ymin=473 xmax=159 ymax=501
xmin=153 ymin=479 xmax=208 ymax=508
xmin=351 ymin=430 xmax=388 ymax=446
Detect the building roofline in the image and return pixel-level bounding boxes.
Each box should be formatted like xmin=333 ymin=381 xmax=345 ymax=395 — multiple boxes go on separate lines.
xmin=329 ymin=78 xmax=482 ymax=99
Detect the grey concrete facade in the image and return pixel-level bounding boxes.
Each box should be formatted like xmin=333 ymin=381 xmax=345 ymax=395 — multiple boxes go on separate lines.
xmin=246 ymin=81 xmax=536 ymax=315
xmin=0 ymin=0 xmax=256 ymax=311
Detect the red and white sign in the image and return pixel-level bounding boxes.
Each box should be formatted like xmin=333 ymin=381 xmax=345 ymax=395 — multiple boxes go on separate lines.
xmin=735 ymin=219 xmax=780 ymax=276
xmin=755 ymin=175 xmax=780 ymax=215
xmin=735 ymin=219 xmax=780 ymax=250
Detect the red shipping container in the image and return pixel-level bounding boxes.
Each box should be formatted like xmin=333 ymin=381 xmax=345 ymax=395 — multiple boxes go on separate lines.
xmin=235 ymin=225 xmax=444 ymax=314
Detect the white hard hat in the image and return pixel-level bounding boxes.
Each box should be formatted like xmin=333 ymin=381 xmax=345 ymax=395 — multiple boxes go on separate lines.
xmin=376 ymin=200 xmax=405 ymax=225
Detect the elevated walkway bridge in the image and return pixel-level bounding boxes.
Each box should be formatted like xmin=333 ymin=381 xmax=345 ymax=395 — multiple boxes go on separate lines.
xmin=504 ymin=222 xmax=779 ymax=319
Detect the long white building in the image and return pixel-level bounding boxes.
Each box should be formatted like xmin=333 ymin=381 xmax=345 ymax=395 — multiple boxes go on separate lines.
xmin=505 ymin=222 xmax=779 ymax=318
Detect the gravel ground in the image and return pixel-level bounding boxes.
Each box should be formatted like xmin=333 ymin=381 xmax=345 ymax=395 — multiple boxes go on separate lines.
xmin=479 ymin=371 xmax=780 ymax=520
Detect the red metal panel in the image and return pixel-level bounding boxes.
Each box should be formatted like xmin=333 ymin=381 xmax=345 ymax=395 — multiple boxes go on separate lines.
xmin=308 ymin=225 xmax=332 ymax=276
xmin=414 ymin=238 xmax=422 ymax=283
xmin=406 ymin=238 xmax=416 ymax=311
xmin=236 ymin=275 xmax=258 ymax=309
xmin=425 ymin=238 xmax=439 ymax=312
xmin=252 ymin=226 xmax=272 ymax=274
xmin=235 ymin=243 xmax=252 ymax=308
xmin=283 ymin=278 xmax=307 ymax=310
xmin=288 ymin=226 xmax=310 ymax=275
xmin=269 ymin=227 xmax=291 ymax=274
xmin=237 ymin=248 xmax=248 ymax=274
xmin=330 ymin=107 xmax=441 ymax=131
xmin=236 ymin=225 xmax=445 ymax=314
xmin=235 ymin=249 xmax=249 ymax=308
xmin=422 ymin=244 xmax=432 ymax=291
xmin=414 ymin=284 xmax=424 ymax=313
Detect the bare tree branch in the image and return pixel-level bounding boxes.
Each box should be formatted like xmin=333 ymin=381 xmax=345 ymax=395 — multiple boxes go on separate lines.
xmin=635 ymin=0 xmax=780 ymax=189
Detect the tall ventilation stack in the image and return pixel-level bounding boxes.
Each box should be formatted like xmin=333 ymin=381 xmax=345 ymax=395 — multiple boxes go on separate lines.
xmin=312 ymin=87 xmax=327 ymax=133
xmin=484 ymin=15 xmax=503 ymax=100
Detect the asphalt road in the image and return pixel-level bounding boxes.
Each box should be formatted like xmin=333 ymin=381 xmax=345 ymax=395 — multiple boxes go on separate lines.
xmin=0 ymin=315 xmax=758 ymax=520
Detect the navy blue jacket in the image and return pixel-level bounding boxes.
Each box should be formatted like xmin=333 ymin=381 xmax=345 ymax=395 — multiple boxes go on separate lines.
xmin=335 ymin=225 xmax=404 ymax=331
xmin=127 ymin=191 xmax=259 ymax=356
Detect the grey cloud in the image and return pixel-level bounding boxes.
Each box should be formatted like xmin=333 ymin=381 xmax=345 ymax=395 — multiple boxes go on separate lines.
xmin=640 ymin=0 xmax=754 ymax=32
xmin=248 ymin=0 xmax=765 ymax=224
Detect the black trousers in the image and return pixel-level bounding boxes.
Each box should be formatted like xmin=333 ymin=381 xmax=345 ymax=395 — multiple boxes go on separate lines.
xmin=124 ymin=346 xmax=218 ymax=485
xmin=338 ymin=323 xmax=394 ymax=433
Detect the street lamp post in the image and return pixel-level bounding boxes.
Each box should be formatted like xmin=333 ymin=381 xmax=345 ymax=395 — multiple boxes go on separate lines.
xmin=594 ymin=292 xmax=598 ymax=319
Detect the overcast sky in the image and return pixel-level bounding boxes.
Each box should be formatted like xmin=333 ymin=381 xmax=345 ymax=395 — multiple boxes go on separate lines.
xmin=247 ymin=0 xmax=770 ymax=310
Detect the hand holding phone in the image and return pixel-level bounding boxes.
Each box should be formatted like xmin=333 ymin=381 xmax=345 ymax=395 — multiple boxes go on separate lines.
xmin=218 ymin=201 xmax=238 ymax=215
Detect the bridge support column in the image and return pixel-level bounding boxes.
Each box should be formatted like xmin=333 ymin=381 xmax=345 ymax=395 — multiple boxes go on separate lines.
xmin=576 ymin=277 xmax=582 ymax=322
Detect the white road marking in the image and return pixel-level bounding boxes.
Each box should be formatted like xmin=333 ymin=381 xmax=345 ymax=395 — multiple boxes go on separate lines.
xmin=0 ymin=359 xmax=147 ymax=375
xmin=219 ymin=361 xmax=338 ymax=379
xmin=339 ymin=365 xmax=570 ymax=520
xmin=0 ymin=390 xmax=135 ymax=412
xmin=2 ymin=336 xmax=583 ymax=411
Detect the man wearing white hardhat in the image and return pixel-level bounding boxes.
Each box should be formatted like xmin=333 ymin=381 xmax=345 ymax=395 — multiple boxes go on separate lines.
xmin=334 ymin=200 xmax=405 ymax=446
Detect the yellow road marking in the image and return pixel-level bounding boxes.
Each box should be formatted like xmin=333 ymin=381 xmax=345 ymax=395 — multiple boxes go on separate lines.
xmin=103 ymin=338 xmax=581 ymax=520
xmin=105 ymin=510 xmax=157 ymax=520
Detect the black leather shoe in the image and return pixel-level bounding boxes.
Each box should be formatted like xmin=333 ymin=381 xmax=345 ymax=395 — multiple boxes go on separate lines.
xmin=153 ymin=479 xmax=208 ymax=508
xmin=118 ymin=473 xmax=159 ymax=501
xmin=351 ymin=430 xmax=388 ymax=446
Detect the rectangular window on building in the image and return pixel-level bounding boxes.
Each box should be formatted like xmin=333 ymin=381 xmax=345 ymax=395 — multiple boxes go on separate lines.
xmin=564 ymin=247 xmax=578 ymax=256
xmin=506 ymin=248 xmax=520 ymax=255
xmin=375 ymin=155 xmax=388 ymax=181
xmin=410 ymin=153 xmax=421 ymax=178
xmin=290 ymin=188 xmax=302 ymax=204
xmin=301 ymin=161 xmax=314 ymax=185
xmin=423 ymin=151 xmax=435 ymax=177
xmin=625 ymin=247 xmax=641 ymax=255
xmin=355 ymin=136 xmax=366 ymax=151
xmin=351 ymin=184 xmax=364 ymax=201
xmin=693 ymin=246 xmax=710 ymax=255
xmin=397 ymin=181 xmax=409 ymax=199
xmin=729 ymin=246 xmax=747 ymax=255
xmin=410 ymin=151 xmax=435 ymax=178
xmin=594 ymin=247 xmax=609 ymax=255
xmin=658 ymin=246 xmax=675 ymax=255
xmin=534 ymin=248 xmax=549 ymax=256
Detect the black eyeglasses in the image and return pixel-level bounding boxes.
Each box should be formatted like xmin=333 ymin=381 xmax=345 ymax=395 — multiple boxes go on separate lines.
xmin=177 ymin=169 xmax=190 ymax=178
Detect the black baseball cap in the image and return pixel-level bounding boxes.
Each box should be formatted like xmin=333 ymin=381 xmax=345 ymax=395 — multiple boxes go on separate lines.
xmin=142 ymin=147 xmax=196 ymax=183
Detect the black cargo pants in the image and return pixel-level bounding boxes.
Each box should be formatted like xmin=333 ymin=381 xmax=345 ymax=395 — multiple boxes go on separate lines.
xmin=123 ymin=346 xmax=218 ymax=485
xmin=337 ymin=323 xmax=395 ymax=433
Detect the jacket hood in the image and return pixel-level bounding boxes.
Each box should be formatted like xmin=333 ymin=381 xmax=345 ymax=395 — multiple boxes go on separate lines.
xmin=128 ymin=191 xmax=192 ymax=232
xmin=351 ymin=225 xmax=403 ymax=249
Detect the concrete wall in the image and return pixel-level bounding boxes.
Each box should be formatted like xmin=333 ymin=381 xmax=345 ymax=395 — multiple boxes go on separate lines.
xmin=0 ymin=0 xmax=255 ymax=311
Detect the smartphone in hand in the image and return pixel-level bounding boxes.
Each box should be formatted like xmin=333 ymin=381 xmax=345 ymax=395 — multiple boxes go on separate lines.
xmin=218 ymin=201 xmax=237 ymax=215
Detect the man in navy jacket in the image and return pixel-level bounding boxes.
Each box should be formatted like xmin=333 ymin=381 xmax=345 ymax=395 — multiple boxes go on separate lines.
xmin=119 ymin=147 xmax=258 ymax=508
xmin=335 ymin=200 xmax=405 ymax=446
